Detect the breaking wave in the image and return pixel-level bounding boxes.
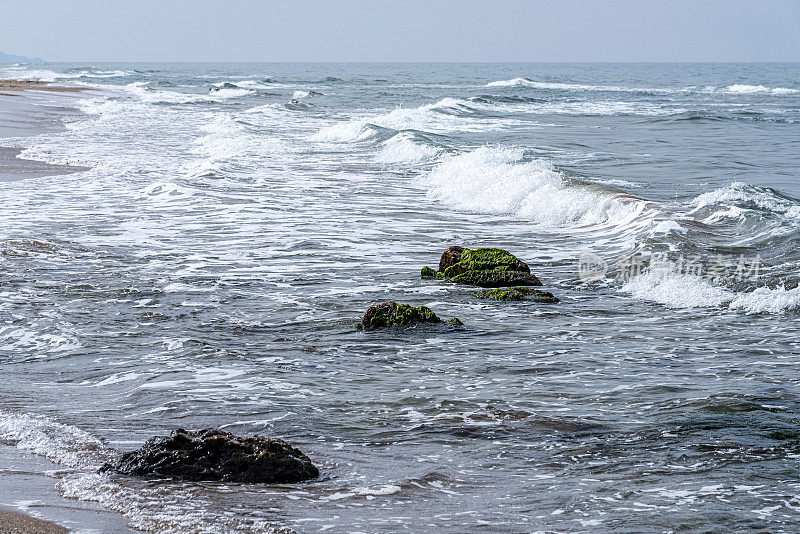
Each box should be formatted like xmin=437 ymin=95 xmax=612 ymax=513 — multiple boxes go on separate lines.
xmin=375 ymin=132 xmax=442 ymax=164
xmin=622 ymin=271 xmax=800 ymax=314
xmin=422 ymin=146 xmax=650 ymax=229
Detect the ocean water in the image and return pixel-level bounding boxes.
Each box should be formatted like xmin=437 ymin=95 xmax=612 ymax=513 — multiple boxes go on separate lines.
xmin=1 ymin=62 xmax=800 ymax=532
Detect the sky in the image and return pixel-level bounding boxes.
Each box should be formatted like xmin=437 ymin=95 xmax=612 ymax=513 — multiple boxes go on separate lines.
xmin=2 ymin=0 xmax=799 ymax=62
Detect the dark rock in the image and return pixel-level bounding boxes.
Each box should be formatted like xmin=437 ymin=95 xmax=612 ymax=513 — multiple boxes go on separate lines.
xmin=100 ymin=428 xmax=319 ymax=483
xmin=361 ymin=301 xmax=441 ymax=328
xmin=475 ymin=287 xmax=559 ymax=303
xmin=421 ymin=247 xmax=542 ymax=288
xmin=438 ymin=245 xmax=464 ymax=272
xmin=447 ymin=317 xmax=464 ymax=326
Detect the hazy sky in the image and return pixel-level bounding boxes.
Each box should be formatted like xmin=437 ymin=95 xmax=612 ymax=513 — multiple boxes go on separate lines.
xmin=3 ymin=0 xmax=799 ymax=62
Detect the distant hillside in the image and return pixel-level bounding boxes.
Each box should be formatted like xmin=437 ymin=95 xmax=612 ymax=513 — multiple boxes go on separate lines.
xmin=0 ymin=51 xmax=43 ymax=63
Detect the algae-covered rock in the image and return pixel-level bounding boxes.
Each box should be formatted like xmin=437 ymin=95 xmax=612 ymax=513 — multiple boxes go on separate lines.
xmin=421 ymin=266 xmax=438 ymax=279
xmin=421 ymin=247 xmax=541 ymax=288
xmin=475 ymin=287 xmax=559 ymax=303
xmin=447 ymin=317 xmax=464 ymax=326
xmin=361 ymin=301 xmax=441 ymax=328
xmin=450 ymin=269 xmax=540 ymax=288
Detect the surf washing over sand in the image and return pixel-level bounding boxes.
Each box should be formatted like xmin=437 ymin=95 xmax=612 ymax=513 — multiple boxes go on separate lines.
xmin=1 ymin=62 xmax=800 ymax=532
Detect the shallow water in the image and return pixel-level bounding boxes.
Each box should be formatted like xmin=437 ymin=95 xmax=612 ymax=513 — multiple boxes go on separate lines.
xmin=1 ymin=62 xmax=800 ymax=532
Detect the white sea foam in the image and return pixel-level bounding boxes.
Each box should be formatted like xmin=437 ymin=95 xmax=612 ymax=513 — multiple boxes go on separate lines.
xmin=183 ymin=112 xmax=284 ymax=177
xmin=729 ymin=286 xmax=800 ymax=314
xmin=622 ymin=270 xmax=800 ymax=314
xmin=0 ymin=67 xmax=132 ymax=82
xmin=0 ymin=409 xmax=286 ymax=532
xmin=469 ymin=96 xmax=675 ymax=116
xmin=722 ymin=84 xmax=799 ymax=95
xmin=485 ymin=77 xmax=675 ymax=94
xmin=594 ymin=178 xmax=643 ymax=188
xmin=125 ymin=82 xmax=252 ymax=104
xmin=486 ymin=77 xmax=799 ymax=96
xmin=487 ymin=77 xmax=629 ymax=92
xmin=0 ymin=410 xmax=107 ymax=468
xmin=61 ymin=473 xmax=286 ymax=533
xmin=208 ymin=87 xmax=253 ymax=99
xmin=323 ymin=484 xmax=402 ymax=501
xmin=504 ymin=100 xmax=671 ymax=116
xmin=621 ymin=271 xmax=734 ymax=308
xmin=422 ymin=146 xmax=649 ymax=228
xmin=292 ymin=90 xmax=310 ymax=99
xmin=375 ymin=132 xmax=440 ymax=164
xmin=310 ymin=120 xmax=386 ymax=142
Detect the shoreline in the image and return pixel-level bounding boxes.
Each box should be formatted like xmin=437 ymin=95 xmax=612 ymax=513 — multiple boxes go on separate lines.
xmin=0 ymin=146 xmax=88 ymax=182
xmin=0 ymin=81 xmax=90 ymax=181
xmin=0 ymin=83 xmax=131 ymax=531
xmin=0 ymin=441 xmax=135 ymax=533
xmin=0 ymin=80 xmax=88 ymax=95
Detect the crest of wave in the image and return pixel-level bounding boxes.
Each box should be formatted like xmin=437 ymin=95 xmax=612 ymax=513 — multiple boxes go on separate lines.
xmin=691 ymin=181 xmax=800 ymax=219
xmin=486 ymin=77 xmax=623 ymax=91
xmin=423 ymin=146 xmax=646 ymax=228
xmin=375 ymin=133 xmax=440 ymax=164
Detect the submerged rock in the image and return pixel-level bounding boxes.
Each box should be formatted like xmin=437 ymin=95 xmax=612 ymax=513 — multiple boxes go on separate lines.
xmin=475 ymin=287 xmax=559 ymax=303
xmin=101 ymin=428 xmax=319 ymax=483
xmin=421 ymin=247 xmax=542 ymax=288
xmin=361 ymin=301 xmax=462 ymax=328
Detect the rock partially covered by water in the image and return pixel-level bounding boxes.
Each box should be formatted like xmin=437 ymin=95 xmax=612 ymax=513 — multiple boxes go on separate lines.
xmin=475 ymin=287 xmax=559 ymax=303
xmin=101 ymin=428 xmax=319 ymax=483
xmin=422 ymin=247 xmax=541 ymax=288
xmin=361 ymin=301 xmax=444 ymax=328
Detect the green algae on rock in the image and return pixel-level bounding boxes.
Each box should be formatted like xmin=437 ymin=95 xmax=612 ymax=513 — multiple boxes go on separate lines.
xmin=475 ymin=287 xmax=559 ymax=303
xmin=361 ymin=301 xmax=463 ymax=329
xmin=421 ymin=246 xmax=542 ymax=288
xmin=362 ymin=301 xmax=440 ymax=328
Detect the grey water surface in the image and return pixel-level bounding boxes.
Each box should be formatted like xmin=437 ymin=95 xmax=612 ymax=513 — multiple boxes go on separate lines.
xmin=1 ymin=62 xmax=799 ymax=532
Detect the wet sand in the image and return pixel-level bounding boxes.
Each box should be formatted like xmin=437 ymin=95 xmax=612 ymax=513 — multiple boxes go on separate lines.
xmin=0 ymin=82 xmax=89 ymax=181
xmin=0 ymin=146 xmax=88 ymax=181
xmin=0 ymin=80 xmax=87 ymax=95
xmin=0 ymin=508 xmax=69 ymax=534
xmin=0 ymin=443 xmax=134 ymax=533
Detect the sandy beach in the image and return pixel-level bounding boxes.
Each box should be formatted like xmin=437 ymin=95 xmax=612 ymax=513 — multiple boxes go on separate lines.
xmin=0 ymin=82 xmax=89 ymax=181
xmin=0 ymin=508 xmax=69 ymax=534
xmin=0 ymin=80 xmax=86 ymax=96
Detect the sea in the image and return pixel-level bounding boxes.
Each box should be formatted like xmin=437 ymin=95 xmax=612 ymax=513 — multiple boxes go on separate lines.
xmin=1 ymin=62 xmax=799 ymax=532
